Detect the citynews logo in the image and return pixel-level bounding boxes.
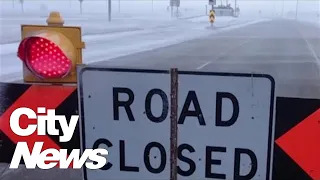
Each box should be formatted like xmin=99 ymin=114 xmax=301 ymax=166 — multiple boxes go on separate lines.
xmin=9 ymin=107 xmax=108 ymax=170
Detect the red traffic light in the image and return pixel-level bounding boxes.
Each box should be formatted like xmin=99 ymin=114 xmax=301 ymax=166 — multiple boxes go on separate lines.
xmin=18 ymin=12 xmax=85 ymax=83
xmin=17 ymin=36 xmax=72 ymax=79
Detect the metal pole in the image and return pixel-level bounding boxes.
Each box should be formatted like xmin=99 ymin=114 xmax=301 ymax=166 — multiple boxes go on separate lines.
xmin=170 ymin=68 xmax=178 ymax=180
xmin=176 ymin=7 xmax=178 ymax=17
xmin=234 ymin=0 xmax=236 ymax=9
xmin=206 ymin=5 xmax=207 ymax=15
xmin=171 ymin=6 xmax=173 ymax=17
xmin=281 ymin=0 xmax=284 ymax=17
xmin=108 ymin=0 xmax=112 ymax=21
xmin=118 ymin=0 xmax=120 ymax=12
xmin=152 ymin=0 xmax=153 ymax=12
xmin=318 ymin=0 xmax=320 ymax=25
xmin=295 ymin=0 xmax=298 ymax=20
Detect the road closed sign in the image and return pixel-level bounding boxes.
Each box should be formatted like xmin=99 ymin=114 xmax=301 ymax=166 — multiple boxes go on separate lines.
xmin=77 ymin=66 xmax=275 ymax=180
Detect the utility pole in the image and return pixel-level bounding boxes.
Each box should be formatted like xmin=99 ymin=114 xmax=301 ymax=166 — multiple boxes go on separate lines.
xmin=118 ymin=0 xmax=120 ymax=12
xmin=281 ymin=0 xmax=284 ymax=17
xmin=318 ymin=0 xmax=320 ymax=24
xmin=79 ymin=0 xmax=83 ymax=14
xmin=206 ymin=5 xmax=207 ymax=15
xmin=295 ymin=0 xmax=299 ymax=20
xmin=170 ymin=0 xmax=173 ymax=17
xmin=108 ymin=0 xmax=112 ymax=21
xmin=234 ymin=0 xmax=237 ymax=16
xmin=317 ymin=0 xmax=320 ymax=26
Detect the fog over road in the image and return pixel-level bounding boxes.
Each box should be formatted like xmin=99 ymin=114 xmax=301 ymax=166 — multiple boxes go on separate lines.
xmin=95 ymin=19 xmax=320 ymax=99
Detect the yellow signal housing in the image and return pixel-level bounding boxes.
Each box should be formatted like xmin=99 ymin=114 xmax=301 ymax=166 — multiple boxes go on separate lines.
xmin=209 ymin=10 xmax=215 ymax=23
xmin=18 ymin=11 xmax=85 ymax=84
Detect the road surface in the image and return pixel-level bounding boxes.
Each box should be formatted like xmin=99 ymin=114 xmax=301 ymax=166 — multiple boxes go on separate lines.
xmin=0 ymin=16 xmax=260 ymax=81
xmin=0 ymin=19 xmax=319 ymax=180
xmin=93 ymin=19 xmax=320 ymax=99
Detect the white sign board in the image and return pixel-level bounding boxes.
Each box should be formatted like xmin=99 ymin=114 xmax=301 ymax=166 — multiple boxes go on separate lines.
xmin=78 ymin=67 xmax=275 ymax=180
xmin=209 ymin=0 xmax=216 ymax=5
xmin=170 ymin=0 xmax=180 ymax=7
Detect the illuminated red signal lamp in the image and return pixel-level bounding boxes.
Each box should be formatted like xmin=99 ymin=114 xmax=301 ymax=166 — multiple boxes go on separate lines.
xmin=18 ymin=11 xmax=85 ymax=84
xmin=18 ymin=36 xmax=72 ymax=79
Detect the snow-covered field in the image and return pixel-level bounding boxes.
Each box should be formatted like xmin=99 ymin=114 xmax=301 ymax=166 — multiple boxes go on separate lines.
xmin=0 ymin=0 xmax=319 ymax=82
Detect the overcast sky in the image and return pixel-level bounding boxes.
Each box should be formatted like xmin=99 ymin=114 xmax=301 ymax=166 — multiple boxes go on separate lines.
xmin=1 ymin=0 xmax=319 ymax=15
xmin=232 ymin=0 xmax=319 ymax=13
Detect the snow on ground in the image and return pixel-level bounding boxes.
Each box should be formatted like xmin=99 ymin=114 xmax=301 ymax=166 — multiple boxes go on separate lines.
xmin=0 ymin=0 xmax=272 ymax=82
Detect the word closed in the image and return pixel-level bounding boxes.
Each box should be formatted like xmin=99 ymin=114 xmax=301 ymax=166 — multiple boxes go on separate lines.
xmin=94 ymin=139 xmax=257 ymax=179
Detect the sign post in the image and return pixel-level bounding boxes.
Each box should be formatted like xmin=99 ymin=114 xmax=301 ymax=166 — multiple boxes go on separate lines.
xmin=209 ymin=0 xmax=216 ymax=9
xmin=208 ymin=0 xmax=216 ymax=26
xmin=108 ymin=0 xmax=112 ymax=21
xmin=170 ymin=0 xmax=180 ymax=17
xmin=77 ymin=66 xmax=275 ymax=180
xmin=170 ymin=68 xmax=178 ymax=180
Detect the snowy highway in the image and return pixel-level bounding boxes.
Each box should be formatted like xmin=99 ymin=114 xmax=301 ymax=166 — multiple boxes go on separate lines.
xmin=0 ymin=18 xmax=320 ymax=180
xmin=93 ymin=19 xmax=320 ymax=99
xmin=1 ymin=0 xmax=319 ymax=82
xmin=0 ymin=0 xmax=320 ymax=179
xmin=0 ymin=15 xmax=268 ymax=82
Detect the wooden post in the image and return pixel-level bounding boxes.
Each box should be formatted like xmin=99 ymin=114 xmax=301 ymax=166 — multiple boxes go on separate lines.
xmin=170 ymin=68 xmax=178 ymax=180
